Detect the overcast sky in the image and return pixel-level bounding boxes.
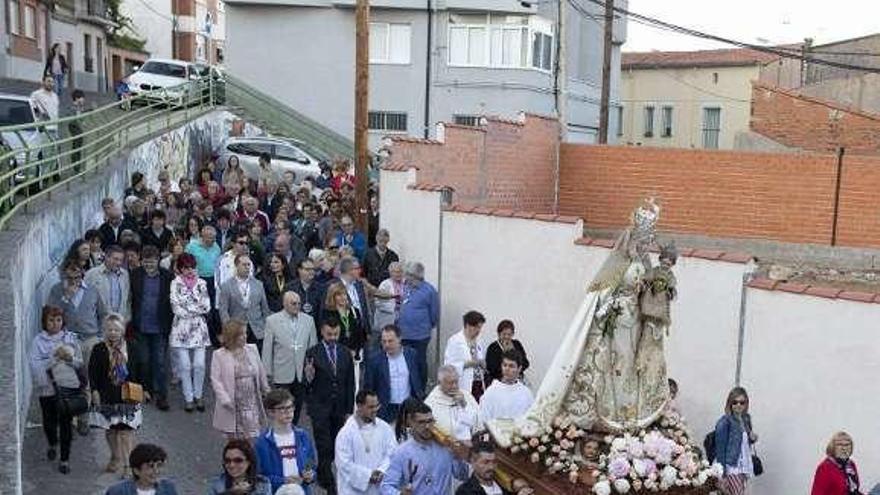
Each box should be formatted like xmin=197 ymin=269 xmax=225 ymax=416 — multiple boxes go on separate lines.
xmin=623 ymin=0 xmax=880 ymax=52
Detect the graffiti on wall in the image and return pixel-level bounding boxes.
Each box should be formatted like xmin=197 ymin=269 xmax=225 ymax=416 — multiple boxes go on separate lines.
xmin=6 ymin=110 xmax=261 ymax=430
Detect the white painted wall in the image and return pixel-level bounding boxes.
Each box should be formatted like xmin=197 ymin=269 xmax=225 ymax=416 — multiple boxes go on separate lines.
xmin=122 ymin=0 xmax=174 ymax=59
xmin=379 ymin=168 xmax=441 ymax=285
xmin=380 ymin=167 xmax=880 ymax=494
xmin=742 ymin=289 xmax=880 ymax=494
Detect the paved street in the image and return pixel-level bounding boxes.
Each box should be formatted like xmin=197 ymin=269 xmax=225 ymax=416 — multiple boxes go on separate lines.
xmin=22 ymin=358 xmax=227 ymax=495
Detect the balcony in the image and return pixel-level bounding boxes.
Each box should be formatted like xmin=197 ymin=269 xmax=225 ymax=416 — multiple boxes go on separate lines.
xmin=76 ymin=0 xmax=118 ymax=27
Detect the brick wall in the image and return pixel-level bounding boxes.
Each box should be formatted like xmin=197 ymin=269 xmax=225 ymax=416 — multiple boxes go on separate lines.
xmin=751 ymin=82 xmax=880 ymax=155
xmin=558 ymin=144 xmax=880 ymax=248
xmin=385 ymin=114 xmax=559 ymax=212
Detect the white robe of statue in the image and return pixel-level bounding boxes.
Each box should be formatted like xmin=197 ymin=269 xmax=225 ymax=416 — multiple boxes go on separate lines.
xmin=489 ymin=203 xmax=671 ymax=446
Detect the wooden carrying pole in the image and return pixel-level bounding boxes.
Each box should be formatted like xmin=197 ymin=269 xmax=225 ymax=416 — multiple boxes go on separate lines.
xmin=354 ymin=0 xmax=370 ymax=232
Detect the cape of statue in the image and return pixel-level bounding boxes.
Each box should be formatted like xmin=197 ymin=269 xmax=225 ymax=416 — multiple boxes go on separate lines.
xmin=490 ymin=200 xmax=675 ymax=446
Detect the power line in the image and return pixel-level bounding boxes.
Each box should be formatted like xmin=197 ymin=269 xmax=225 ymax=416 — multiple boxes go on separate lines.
xmin=568 ymin=0 xmax=880 ymax=74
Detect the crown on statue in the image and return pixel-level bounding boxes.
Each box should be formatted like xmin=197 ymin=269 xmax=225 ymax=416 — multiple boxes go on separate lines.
xmin=632 ymin=198 xmax=660 ymax=239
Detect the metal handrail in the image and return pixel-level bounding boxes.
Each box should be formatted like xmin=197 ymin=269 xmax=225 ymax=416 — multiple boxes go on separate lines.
xmin=0 ymin=71 xmax=360 ymax=231
xmin=0 ymin=76 xmax=219 ymax=230
xmin=224 ymin=74 xmax=355 ymax=160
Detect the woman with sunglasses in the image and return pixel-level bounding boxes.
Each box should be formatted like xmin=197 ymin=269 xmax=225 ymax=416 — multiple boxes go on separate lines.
xmin=208 ymin=439 xmax=272 ymax=495
xmin=714 ymin=387 xmax=759 ymax=495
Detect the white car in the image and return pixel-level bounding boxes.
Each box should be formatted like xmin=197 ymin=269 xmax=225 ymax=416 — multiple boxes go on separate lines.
xmin=126 ymin=58 xmax=209 ymax=105
xmin=217 ymin=136 xmax=325 ymax=184
xmin=0 ymin=93 xmax=55 ymax=184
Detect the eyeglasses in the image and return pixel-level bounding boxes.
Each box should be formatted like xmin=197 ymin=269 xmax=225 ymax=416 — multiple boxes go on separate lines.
xmin=224 ymin=457 xmax=247 ymax=465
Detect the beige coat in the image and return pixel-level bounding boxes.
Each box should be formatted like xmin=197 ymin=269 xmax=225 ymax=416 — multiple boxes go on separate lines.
xmin=262 ymin=310 xmax=317 ymax=385
xmin=210 ymin=344 xmax=269 ymax=433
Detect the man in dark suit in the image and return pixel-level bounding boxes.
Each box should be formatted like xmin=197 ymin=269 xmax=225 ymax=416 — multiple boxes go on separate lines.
xmin=129 ymin=245 xmax=173 ymax=410
xmin=305 ymin=315 xmax=355 ymax=495
xmin=363 ymin=324 xmax=423 ymax=422
xmin=98 ymin=205 xmax=136 ymax=249
xmin=139 ymin=209 xmax=174 ymax=254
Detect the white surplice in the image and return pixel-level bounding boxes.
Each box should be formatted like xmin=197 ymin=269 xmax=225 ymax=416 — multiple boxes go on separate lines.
xmin=479 ymin=380 xmax=534 ymax=422
xmin=335 ymin=415 xmax=399 ymax=495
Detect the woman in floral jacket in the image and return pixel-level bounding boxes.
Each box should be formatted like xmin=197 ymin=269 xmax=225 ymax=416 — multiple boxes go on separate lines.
xmin=169 ymin=253 xmax=211 ymax=412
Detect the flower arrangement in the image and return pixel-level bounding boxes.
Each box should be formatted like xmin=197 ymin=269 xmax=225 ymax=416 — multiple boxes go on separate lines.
xmin=507 ymin=413 xmax=723 ymax=494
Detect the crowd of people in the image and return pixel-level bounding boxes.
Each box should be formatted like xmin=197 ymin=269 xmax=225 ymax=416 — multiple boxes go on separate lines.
xmin=27 ymin=152 xmax=872 ymax=495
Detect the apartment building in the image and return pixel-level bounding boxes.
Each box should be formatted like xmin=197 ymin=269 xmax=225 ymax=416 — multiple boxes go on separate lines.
xmin=225 ymin=0 xmax=626 ymax=147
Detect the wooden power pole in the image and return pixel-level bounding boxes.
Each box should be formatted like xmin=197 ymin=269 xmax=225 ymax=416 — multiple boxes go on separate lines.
xmin=598 ymin=0 xmax=614 ymax=144
xmin=354 ymin=0 xmax=370 ymax=232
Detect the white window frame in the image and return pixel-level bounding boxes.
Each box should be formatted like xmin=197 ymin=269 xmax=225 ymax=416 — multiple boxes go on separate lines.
xmin=643 ymin=105 xmax=655 ymax=138
xmin=368 ymin=111 xmax=408 ymax=133
xmin=616 ymin=106 xmax=624 ymax=137
xmin=23 ymin=4 xmax=35 ymax=39
xmin=448 ymin=13 xmax=553 ymax=73
xmin=9 ymin=0 xmax=20 ymax=35
xmin=661 ymin=105 xmax=673 ymax=138
xmin=454 ymin=114 xmax=482 ymax=127
xmin=701 ymin=106 xmax=722 ymax=149
xmin=370 ymin=22 xmax=411 ymax=65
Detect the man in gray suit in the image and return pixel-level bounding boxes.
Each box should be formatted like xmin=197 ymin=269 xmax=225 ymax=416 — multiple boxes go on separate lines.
xmin=262 ymin=291 xmax=318 ymax=425
xmin=217 ymin=254 xmax=271 ymax=352
xmin=84 ymin=244 xmax=131 ymax=322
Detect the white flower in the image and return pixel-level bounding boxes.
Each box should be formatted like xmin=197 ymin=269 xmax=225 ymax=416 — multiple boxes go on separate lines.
xmin=660 ymin=466 xmax=678 ymax=485
xmin=530 ymin=453 xmax=540 ymax=463
xmin=695 ymin=471 xmax=708 ymax=486
xmin=633 ymin=458 xmax=658 ymax=478
xmin=613 ymin=478 xmax=631 ymax=493
xmin=510 ymin=446 xmax=520 ymax=454
xmin=611 ymin=437 xmax=627 ymax=453
xmin=608 ymin=457 xmax=632 ymax=479
xmin=710 ymin=462 xmax=724 ymax=478
xmin=593 ymin=480 xmax=612 ymax=495
xmin=537 ymin=445 xmax=547 ymax=453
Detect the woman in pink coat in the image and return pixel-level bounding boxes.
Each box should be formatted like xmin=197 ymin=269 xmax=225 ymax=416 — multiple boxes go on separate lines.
xmin=211 ymin=319 xmax=270 ymax=439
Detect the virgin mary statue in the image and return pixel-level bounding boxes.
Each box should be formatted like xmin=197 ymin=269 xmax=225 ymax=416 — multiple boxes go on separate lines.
xmin=491 ymin=200 xmax=672 ymax=446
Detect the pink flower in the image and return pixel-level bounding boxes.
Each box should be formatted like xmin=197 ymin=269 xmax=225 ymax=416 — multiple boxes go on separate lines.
xmin=528 ymin=438 xmax=540 ymax=448
xmin=633 ymin=458 xmax=658 ymax=478
xmin=608 ymin=457 xmax=631 ymax=479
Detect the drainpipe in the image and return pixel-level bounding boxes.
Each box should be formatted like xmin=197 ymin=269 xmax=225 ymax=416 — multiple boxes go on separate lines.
xmin=735 ymin=263 xmax=756 ymax=386
xmin=830 ymin=146 xmax=845 ymax=246
xmin=432 ymin=187 xmax=452 ymax=385
xmin=423 ymin=0 xmax=433 ymax=139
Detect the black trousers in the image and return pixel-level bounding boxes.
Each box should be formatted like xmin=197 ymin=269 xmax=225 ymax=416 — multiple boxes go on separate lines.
xmin=39 ymin=396 xmax=73 ymax=461
xmin=310 ymin=404 xmax=346 ymax=494
xmin=203 ymin=276 xmax=221 ymax=347
xmin=274 ymin=380 xmax=306 ymax=426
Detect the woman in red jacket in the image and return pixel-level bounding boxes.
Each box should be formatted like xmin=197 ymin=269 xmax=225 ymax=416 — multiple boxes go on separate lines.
xmin=811 ymin=431 xmax=863 ymax=495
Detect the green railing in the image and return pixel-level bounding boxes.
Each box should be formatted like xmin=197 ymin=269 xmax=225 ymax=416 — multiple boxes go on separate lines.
xmin=0 ymin=72 xmax=357 ymax=232
xmin=0 ymin=76 xmax=220 ymax=230
xmin=224 ymin=74 xmax=355 ymax=161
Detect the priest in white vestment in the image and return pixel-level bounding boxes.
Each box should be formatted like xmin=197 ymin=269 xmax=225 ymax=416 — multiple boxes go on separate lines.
xmin=425 ymin=365 xmax=482 ymax=442
xmin=480 ymin=349 xmax=534 ymax=422
xmin=336 ymin=389 xmax=399 ymax=495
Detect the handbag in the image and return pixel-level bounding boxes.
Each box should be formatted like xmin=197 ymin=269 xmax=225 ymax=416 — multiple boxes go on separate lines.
xmin=121 ymin=381 xmax=144 ymax=403
xmin=56 ymin=386 xmax=90 ymax=416
xmin=751 ymin=446 xmax=764 ymax=476
xmin=47 ymin=369 xmax=89 ymax=417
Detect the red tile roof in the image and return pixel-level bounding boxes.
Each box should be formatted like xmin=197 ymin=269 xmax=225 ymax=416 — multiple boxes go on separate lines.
xmin=622 ymin=48 xmax=780 ymax=70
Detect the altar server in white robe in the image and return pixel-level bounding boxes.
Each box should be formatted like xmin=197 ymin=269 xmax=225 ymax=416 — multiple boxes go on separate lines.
xmin=336 ymin=389 xmax=399 ymax=495
xmin=480 ymin=350 xmax=534 ymax=422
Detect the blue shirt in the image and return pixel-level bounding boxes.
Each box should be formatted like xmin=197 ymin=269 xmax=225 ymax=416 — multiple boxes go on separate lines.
xmin=335 ymin=231 xmax=368 ymax=260
xmin=381 ymin=438 xmax=468 ymax=495
xmin=107 ymin=270 xmax=123 ymax=312
xmin=185 ymin=239 xmax=221 ymax=278
xmin=397 ymin=281 xmax=440 ymax=341
xmin=139 ymin=273 xmax=161 ymax=334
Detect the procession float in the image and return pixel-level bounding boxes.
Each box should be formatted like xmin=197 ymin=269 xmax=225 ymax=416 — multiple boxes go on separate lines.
xmin=486 ymin=200 xmax=722 ymax=495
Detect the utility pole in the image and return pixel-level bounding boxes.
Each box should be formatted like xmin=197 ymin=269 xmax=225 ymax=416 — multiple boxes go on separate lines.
xmin=598 ymin=0 xmax=613 ymax=144
xmin=556 ymin=0 xmax=568 ymax=142
xmin=354 ymin=0 xmax=370 ymax=232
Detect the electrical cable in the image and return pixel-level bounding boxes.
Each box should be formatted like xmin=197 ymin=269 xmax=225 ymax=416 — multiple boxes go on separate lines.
xmin=567 ymin=0 xmax=880 ymax=73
